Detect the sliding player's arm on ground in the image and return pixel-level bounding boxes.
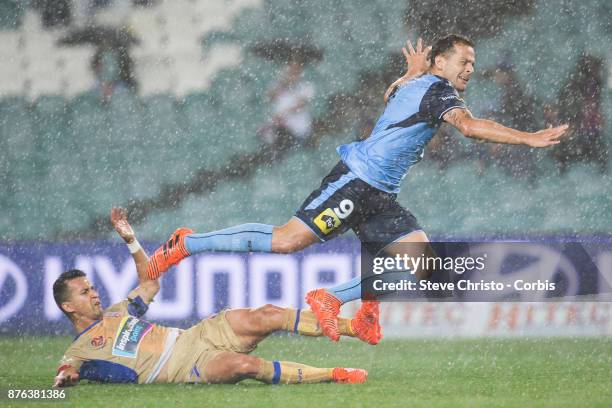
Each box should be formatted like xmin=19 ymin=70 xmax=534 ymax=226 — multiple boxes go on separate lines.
xmin=443 ymin=108 xmax=569 ymax=148
xmin=53 ymin=365 xmax=80 ymax=388
xmin=110 ymin=207 xmax=159 ymax=304
xmin=53 ymin=355 xmax=84 ymax=387
xmin=384 ymin=38 xmax=432 ymax=103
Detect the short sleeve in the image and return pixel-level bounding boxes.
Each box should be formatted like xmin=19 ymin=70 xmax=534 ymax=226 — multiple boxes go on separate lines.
xmin=58 ymin=348 xmax=85 ymax=372
xmin=420 ymin=80 xmax=467 ymax=121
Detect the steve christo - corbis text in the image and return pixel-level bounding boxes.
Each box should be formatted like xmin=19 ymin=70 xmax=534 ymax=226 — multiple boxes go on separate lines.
xmin=369 ymin=253 xmax=556 ymax=293
xmin=372 ymin=279 xmax=556 ymax=292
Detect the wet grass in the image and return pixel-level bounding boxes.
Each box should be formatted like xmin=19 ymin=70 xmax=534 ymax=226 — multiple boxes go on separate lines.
xmin=1 ymin=336 xmax=611 ymax=407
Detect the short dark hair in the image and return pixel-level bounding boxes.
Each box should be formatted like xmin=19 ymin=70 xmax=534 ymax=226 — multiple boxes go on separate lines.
xmin=429 ymin=34 xmax=474 ymax=66
xmin=53 ymin=269 xmax=86 ymax=317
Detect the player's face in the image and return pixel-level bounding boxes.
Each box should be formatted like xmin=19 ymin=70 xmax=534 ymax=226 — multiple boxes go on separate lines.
xmin=65 ymin=277 xmax=103 ymax=320
xmin=438 ymin=44 xmax=476 ymax=92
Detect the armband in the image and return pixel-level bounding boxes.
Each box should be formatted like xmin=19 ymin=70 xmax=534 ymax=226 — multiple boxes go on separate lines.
xmin=127 ymin=295 xmax=149 ymax=317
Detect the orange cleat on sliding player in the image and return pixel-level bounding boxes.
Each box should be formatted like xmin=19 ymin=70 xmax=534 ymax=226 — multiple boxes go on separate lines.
xmin=332 ymin=367 xmax=368 ymax=384
xmin=147 ymin=227 xmax=193 ymax=279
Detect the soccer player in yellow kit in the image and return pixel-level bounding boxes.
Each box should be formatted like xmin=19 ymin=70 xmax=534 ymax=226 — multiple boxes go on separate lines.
xmin=53 ymin=208 xmax=370 ymax=387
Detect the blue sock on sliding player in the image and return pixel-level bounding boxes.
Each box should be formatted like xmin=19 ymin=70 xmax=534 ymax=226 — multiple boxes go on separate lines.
xmin=184 ymin=223 xmax=273 ymax=253
xmin=327 ymin=271 xmax=416 ymax=303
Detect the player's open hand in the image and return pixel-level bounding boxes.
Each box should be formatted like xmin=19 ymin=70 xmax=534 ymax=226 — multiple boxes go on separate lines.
xmin=110 ymin=207 xmax=135 ymax=243
xmin=402 ymin=38 xmax=431 ymax=77
xmin=526 ymin=124 xmax=569 ymax=148
xmin=53 ymin=369 xmax=79 ymax=388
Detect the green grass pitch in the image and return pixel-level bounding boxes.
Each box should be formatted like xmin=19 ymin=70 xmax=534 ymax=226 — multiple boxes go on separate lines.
xmin=1 ymin=336 xmax=611 ymax=407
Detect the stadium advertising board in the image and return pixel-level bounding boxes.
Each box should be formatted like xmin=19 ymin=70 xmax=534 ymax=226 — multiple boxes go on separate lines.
xmin=0 ymin=239 xmax=611 ymax=336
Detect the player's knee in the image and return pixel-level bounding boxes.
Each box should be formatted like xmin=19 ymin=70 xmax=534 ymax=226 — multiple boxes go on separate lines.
xmin=257 ymin=304 xmax=283 ymax=319
xmin=273 ymin=233 xmax=315 ymax=253
xmin=271 ymin=221 xmax=316 ymax=254
xmin=272 ymin=239 xmax=301 ymax=254
xmin=251 ymin=304 xmax=283 ymax=327
xmin=231 ymin=355 xmax=260 ymax=377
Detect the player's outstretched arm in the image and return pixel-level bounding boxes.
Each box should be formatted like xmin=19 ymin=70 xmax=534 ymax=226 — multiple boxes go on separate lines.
xmin=384 ymin=38 xmax=432 ymax=103
xmin=443 ymin=108 xmax=569 ymax=147
xmin=110 ymin=207 xmax=160 ymax=301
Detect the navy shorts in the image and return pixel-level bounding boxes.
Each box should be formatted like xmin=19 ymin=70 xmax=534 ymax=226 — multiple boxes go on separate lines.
xmin=295 ymin=161 xmax=422 ymax=255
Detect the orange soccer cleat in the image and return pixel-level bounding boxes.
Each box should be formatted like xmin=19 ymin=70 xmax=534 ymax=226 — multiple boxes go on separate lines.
xmin=332 ymin=367 xmax=368 ymax=384
xmin=351 ymin=300 xmax=382 ymax=345
xmin=147 ymin=227 xmax=193 ymax=279
xmin=305 ymin=289 xmax=342 ymax=341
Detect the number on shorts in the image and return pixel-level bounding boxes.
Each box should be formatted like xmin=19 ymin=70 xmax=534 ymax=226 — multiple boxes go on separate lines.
xmin=333 ymin=199 xmax=354 ymax=219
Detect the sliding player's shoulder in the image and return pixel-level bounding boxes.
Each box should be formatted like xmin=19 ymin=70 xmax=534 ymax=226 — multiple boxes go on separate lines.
xmin=101 ymin=288 xmax=152 ymax=318
xmin=103 ymin=300 xmax=129 ymax=316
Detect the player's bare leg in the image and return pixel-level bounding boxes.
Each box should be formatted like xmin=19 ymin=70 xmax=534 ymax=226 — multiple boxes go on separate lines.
xmin=201 ymin=351 xmax=367 ymax=384
xmin=199 ymin=305 xmax=367 ymax=384
xmin=271 ymin=218 xmax=319 ymax=254
xmin=147 ymin=218 xmax=318 ymax=279
xmin=224 ymin=304 xmax=358 ymax=349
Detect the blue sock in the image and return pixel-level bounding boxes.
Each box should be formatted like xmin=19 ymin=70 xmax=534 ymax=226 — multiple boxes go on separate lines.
xmin=271 ymin=361 xmax=281 ymax=384
xmin=327 ymin=277 xmax=362 ymax=303
xmin=327 ymin=271 xmax=416 ymax=303
xmin=184 ymin=223 xmax=273 ymax=253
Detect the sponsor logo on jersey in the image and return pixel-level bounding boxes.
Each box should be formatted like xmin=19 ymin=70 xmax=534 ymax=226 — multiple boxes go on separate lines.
xmin=440 ymin=94 xmax=463 ymax=102
xmin=313 ymin=208 xmax=341 ymax=235
xmin=440 ymin=95 xmax=461 ymax=101
xmin=90 ymin=335 xmax=106 ymax=349
xmin=112 ymin=316 xmax=153 ymax=358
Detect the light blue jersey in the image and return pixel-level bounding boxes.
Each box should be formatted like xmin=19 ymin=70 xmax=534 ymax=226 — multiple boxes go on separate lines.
xmin=337 ymin=74 xmax=466 ymax=193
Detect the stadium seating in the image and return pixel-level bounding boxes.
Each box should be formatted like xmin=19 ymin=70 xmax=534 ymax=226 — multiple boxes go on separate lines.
xmin=0 ymin=0 xmax=610 ymax=240
xmin=0 ymin=0 xmax=24 ymax=29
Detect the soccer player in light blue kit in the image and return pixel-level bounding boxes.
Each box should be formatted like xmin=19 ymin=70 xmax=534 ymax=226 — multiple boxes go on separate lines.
xmin=146 ymin=35 xmax=568 ymax=344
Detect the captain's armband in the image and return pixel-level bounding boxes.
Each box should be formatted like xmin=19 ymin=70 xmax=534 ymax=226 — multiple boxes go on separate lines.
xmin=127 ymin=295 xmax=149 ymax=317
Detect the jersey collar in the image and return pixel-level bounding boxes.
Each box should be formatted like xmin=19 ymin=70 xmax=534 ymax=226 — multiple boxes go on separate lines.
xmin=432 ymin=74 xmax=451 ymax=84
xmin=74 ymin=320 xmax=102 ymax=341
